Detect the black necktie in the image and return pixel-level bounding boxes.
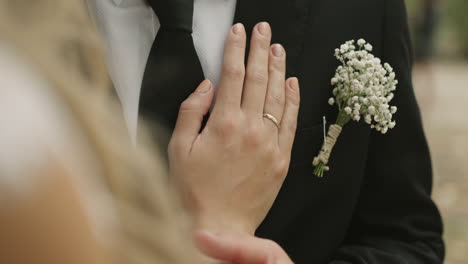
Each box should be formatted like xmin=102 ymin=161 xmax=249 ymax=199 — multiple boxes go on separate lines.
xmin=139 ymin=0 xmax=205 ymax=131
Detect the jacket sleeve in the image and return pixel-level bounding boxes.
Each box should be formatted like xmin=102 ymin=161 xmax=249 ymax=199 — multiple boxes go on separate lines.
xmin=329 ymin=0 xmax=445 ymax=263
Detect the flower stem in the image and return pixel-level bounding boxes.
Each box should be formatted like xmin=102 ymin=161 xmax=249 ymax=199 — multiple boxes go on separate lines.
xmin=336 ymin=110 xmax=351 ymax=127
xmin=312 ymin=110 xmax=350 ymax=177
xmin=313 ymin=163 xmax=326 ymax=177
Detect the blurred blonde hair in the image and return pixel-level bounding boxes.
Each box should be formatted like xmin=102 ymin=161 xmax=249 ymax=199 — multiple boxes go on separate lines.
xmin=0 ymin=0 xmax=196 ymax=263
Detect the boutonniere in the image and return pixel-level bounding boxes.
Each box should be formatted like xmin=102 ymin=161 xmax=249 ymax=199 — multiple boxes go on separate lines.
xmin=313 ymin=39 xmax=398 ymax=177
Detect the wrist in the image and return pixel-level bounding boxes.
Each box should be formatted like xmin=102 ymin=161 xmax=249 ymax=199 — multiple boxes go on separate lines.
xmin=194 ymin=214 xmax=255 ymax=236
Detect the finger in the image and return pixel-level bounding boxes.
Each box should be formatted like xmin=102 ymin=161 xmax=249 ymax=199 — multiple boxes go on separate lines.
xmin=241 ymin=22 xmax=272 ymax=114
xmin=194 ymin=231 xmax=271 ymax=264
xmin=213 ymin=23 xmax=246 ymax=113
xmin=279 ymin=77 xmax=300 ymax=152
xmin=171 ymin=80 xmax=214 ymax=153
xmin=263 ymin=44 xmax=286 ymax=131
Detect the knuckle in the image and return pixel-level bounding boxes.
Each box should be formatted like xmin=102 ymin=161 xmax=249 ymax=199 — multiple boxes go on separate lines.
xmin=291 ymin=95 xmax=301 ymax=107
xmin=267 ymin=91 xmax=285 ymax=106
xmin=179 ymin=98 xmax=200 ymax=112
xmin=243 ymin=125 xmax=263 ymax=147
xmin=287 ymin=89 xmax=301 ymax=106
xmin=269 ymin=59 xmax=285 ymax=73
xmin=246 ymin=69 xmax=268 ymax=85
xmin=253 ymin=36 xmax=270 ymax=50
xmin=231 ymin=38 xmax=246 ymax=49
xmin=216 ymin=117 xmax=240 ymax=140
xmin=224 ymin=64 xmax=245 ymax=80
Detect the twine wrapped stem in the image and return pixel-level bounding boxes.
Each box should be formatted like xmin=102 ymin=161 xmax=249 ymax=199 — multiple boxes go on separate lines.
xmin=313 ymin=111 xmax=351 ymax=177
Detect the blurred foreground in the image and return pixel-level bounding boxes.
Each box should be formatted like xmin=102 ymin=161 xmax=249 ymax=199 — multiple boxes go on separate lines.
xmin=413 ymin=62 xmax=468 ymax=264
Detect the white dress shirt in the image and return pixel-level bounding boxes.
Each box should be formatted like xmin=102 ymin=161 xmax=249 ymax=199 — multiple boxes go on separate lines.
xmin=86 ymin=0 xmax=237 ymax=140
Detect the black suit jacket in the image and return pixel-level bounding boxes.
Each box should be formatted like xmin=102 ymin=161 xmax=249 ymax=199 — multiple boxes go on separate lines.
xmin=232 ymin=0 xmax=444 ymax=263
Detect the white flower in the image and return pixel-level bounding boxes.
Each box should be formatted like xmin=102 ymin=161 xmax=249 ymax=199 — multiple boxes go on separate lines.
xmin=365 ymin=115 xmax=372 ymax=124
xmin=331 ymin=77 xmax=339 ymax=85
xmin=387 ymin=93 xmax=394 ymax=101
xmin=357 ymin=39 xmax=366 ymax=46
xmin=314 ymin=39 xmax=399 ymax=176
xmin=340 ymin=44 xmax=350 ymax=53
xmin=328 ymin=39 xmax=398 ymax=134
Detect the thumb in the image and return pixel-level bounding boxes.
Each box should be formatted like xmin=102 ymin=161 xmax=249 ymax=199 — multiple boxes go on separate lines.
xmin=171 ymin=80 xmax=214 ymax=153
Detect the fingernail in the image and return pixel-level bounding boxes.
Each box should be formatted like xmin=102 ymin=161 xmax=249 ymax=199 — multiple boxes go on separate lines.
xmin=272 ymin=44 xmax=284 ymax=57
xmin=232 ymin=23 xmax=243 ymax=35
xmin=197 ymin=80 xmax=212 ymax=93
xmin=257 ymin=22 xmax=270 ymax=36
xmin=289 ymin=77 xmax=299 ymax=91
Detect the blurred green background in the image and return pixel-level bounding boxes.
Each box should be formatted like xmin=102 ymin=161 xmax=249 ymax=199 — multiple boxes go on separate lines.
xmin=406 ymin=0 xmax=468 ymax=263
xmin=407 ymin=0 xmax=468 ymax=59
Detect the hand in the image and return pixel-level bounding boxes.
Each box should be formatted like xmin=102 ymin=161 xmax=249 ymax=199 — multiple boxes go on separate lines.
xmin=194 ymin=230 xmax=294 ymax=264
xmin=169 ymin=22 xmax=300 ymax=235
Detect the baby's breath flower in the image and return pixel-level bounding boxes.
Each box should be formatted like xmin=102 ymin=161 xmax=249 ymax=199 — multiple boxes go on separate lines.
xmin=357 ymin=38 xmax=366 ymax=46
xmin=314 ymin=39 xmax=398 ymax=177
xmin=329 ymin=39 xmax=398 ymax=134
xmin=365 ymin=115 xmax=372 ymax=124
xmin=331 ymin=77 xmax=338 ymax=85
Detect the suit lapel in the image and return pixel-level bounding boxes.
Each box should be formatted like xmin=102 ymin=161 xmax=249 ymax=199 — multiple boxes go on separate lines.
xmin=233 ymin=0 xmax=319 ymax=76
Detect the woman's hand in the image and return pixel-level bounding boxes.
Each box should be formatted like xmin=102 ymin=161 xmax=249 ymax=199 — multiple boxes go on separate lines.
xmin=194 ymin=230 xmax=294 ymax=264
xmin=169 ymin=22 xmax=300 ymax=235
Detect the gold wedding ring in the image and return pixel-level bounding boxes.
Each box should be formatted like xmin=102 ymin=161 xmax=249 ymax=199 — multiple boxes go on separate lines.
xmin=263 ymin=113 xmax=280 ymax=129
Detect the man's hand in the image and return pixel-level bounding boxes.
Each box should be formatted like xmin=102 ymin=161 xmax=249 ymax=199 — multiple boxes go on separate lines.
xmin=194 ymin=230 xmax=294 ymax=264
xmin=169 ymin=22 xmax=300 ymax=235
